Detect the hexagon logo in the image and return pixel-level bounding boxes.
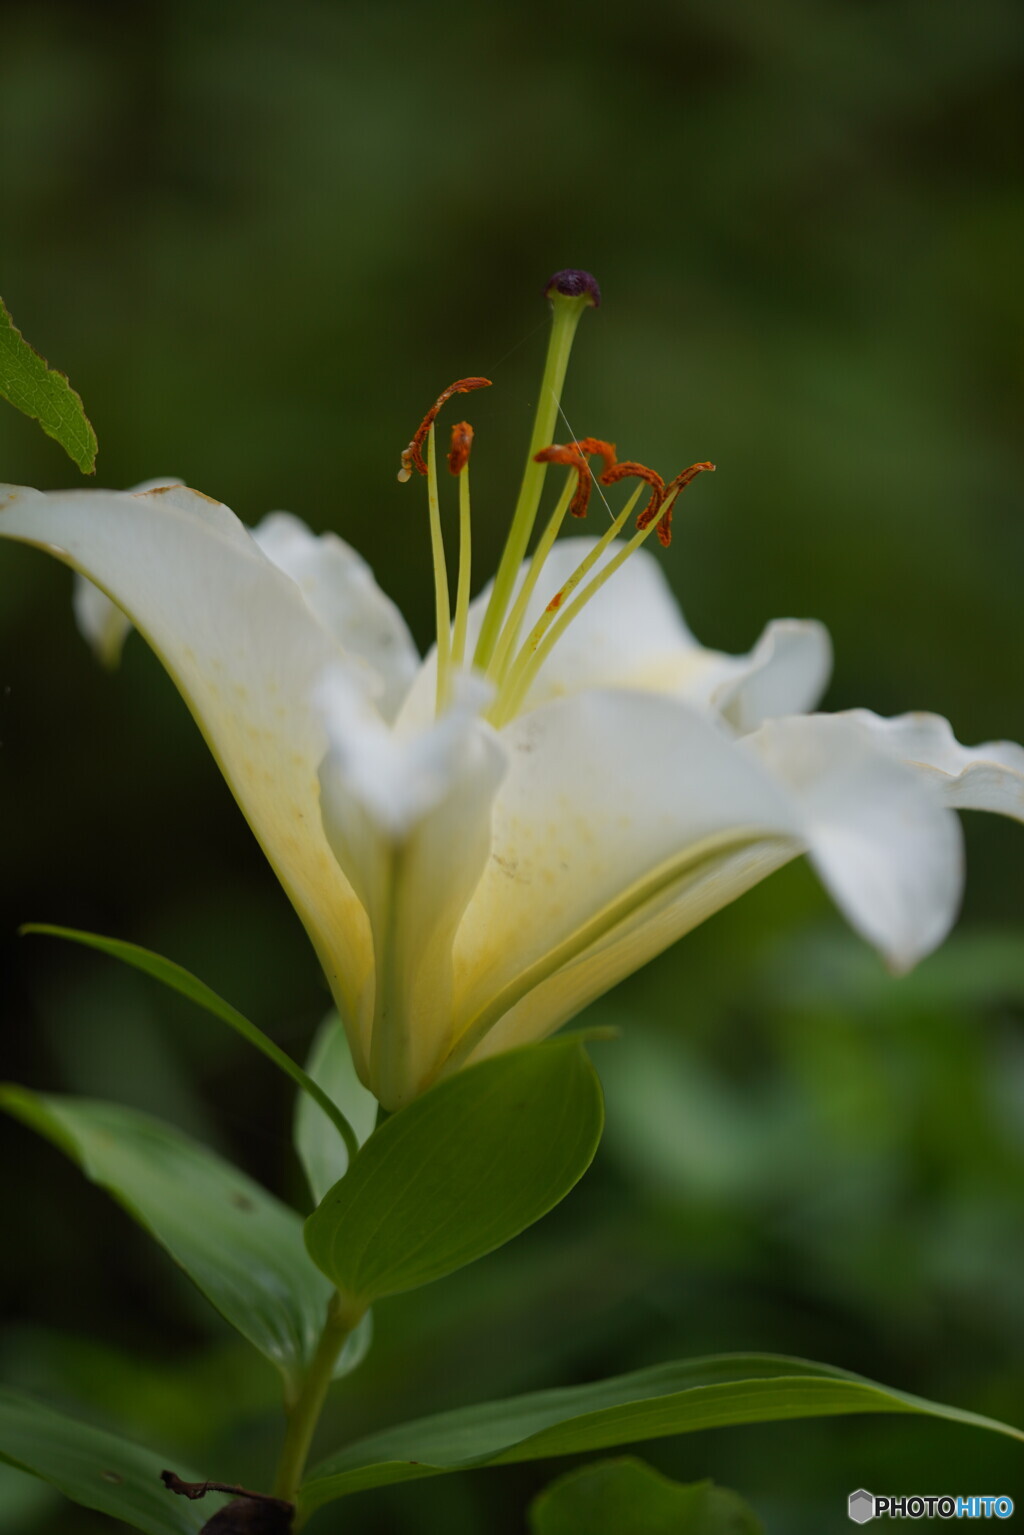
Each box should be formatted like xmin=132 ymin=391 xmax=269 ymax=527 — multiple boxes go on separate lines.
xmin=848 ymin=1489 xmax=875 ymax=1523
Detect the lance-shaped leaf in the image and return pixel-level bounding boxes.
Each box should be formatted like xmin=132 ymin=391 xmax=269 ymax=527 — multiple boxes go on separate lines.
xmin=0 ymin=1087 xmax=367 ymax=1399
xmin=295 ymin=1012 xmax=378 ymax=1205
xmin=304 ymin=1038 xmax=604 ymax=1306
xmin=0 ymin=1386 xmax=205 ymax=1535
xmin=0 ymin=297 xmax=97 ymax=472
xmin=23 ymin=925 xmax=359 ymax=1162
xmin=298 ymin=1352 xmax=1024 ymax=1514
xmin=530 ymin=1458 xmax=763 ymax=1535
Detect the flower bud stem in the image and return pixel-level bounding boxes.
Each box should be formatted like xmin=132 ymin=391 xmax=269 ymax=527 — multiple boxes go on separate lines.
xmin=473 ymin=292 xmax=591 ymax=669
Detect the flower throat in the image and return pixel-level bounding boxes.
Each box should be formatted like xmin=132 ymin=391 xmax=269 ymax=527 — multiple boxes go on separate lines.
xmin=397 ymin=270 xmax=714 ymax=725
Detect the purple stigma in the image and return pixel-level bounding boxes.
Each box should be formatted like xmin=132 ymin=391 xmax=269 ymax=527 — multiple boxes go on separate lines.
xmin=544 ymin=269 xmax=601 ymax=308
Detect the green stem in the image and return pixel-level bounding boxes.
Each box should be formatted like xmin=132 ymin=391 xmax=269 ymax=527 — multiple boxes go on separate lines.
xmin=274 ymin=1290 xmax=363 ymax=1517
xmin=472 ymin=291 xmax=591 ymax=669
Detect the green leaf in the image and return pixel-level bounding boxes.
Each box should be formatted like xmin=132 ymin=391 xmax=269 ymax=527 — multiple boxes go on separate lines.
xmin=0 ymin=297 xmax=97 ymax=473
xmin=304 ymin=1038 xmax=604 ymax=1307
xmin=0 ymin=1086 xmax=364 ymax=1399
xmin=0 ymin=1386 xmax=205 ymax=1534
xmin=298 ymin=1352 xmax=1024 ymax=1514
xmin=295 ymin=1012 xmax=378 ymax=1205
xmin=530 ymin=1458 xmax=762 ymax=1535
xmin=22 ymin=924 xmax=359 ymax=1163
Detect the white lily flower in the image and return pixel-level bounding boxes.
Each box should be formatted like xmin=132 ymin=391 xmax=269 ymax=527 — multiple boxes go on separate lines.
xmin=2 ymin=271 xmax=1020 ymax=1109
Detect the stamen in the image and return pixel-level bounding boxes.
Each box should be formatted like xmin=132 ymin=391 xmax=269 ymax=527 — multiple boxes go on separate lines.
xmin=649 ymin=460 xmax=715 ymax=547
xmin=491 ymin=482 xmax=646 ymax=725
xmin=600 ymin=459 xmax=665 ymax=527
xmin=534 ymin=436 xmax=618 ymax=518
xmin=450 ymin=425 xmax=474 ymax=669
xmin=487 ymin=468 xmax=579 ymax=685
xmin=574 ymin=436 xmax=617 ymax=475
xmin=447 ymin=420 xmax=474 ymax=477
xmin=425 ymin=426 xmax=452 ymax=711
xmin=493 ymin=454 xmax=713 ymax=725
xmin=397 ymin=377 xmax=491 ymax=483
xmin=533 ymin=443 xmax=592 ymax=517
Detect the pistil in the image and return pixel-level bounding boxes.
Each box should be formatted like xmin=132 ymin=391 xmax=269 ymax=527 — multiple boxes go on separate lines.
xmin=472 ymin=270 xmax=600 ymax=670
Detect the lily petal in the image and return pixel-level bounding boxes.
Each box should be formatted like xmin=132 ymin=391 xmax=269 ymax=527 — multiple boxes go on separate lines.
xmin=833 ymin=709 xmax=1024 ymax=822
xmin=73 ymin=478 xmax=184 ymax=666
xmin=462 ymin=841 xmax=795 ymax=1066
xmin=744 ymin=714 xmax=964 ymax=971
xmin=450 ymin=694 xmax=962 ymax=1065
xmin=318 ymin=671 xmax=506 ymax=1106
xmin=252 ymin=512 xmax=418 ymax=721
xmin=72 ymin=575 xmax=133 ymax=670
xmin=0 ymin=483 xmax=374 ymax=1060
xmin=449 ymin=691 xmax=797 ymax=1059
xmin=705 ymin=618 xmax=833 ymax=733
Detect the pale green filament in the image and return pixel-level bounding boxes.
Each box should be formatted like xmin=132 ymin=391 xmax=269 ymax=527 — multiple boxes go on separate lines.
xmin=473 ymin=292 xmax=593 ymax=670
xmin=486 ymin=470 xmax=578 ymax=686
xmin=450 ymin=460 xmax=473 ymax=670
xmin=426 ymin=426 xmax=452 ymax=713
xmin=491 ymin=486 xmax=670 ymax=727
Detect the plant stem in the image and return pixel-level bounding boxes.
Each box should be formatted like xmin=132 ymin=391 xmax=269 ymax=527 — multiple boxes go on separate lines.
xmin=273 ymin=1290 xmax=362 ymax=1517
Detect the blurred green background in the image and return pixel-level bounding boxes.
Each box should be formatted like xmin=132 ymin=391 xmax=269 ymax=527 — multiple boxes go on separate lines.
xmin=2 ymin=0 xmax=1023 ymax=1530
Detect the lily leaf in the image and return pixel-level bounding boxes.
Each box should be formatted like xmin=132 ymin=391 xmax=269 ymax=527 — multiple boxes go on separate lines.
xmin=0 ymin=297 xmax=97 ymax=473
xmin=0 ymin=1087 xmax=369 ymax=1398
xmin=530 ymin=1458 xmax=762 ymax=1534
xmin=295 ymin=1012 xmax=378 ymax=1205
xmin=0 ymin=1386 xmax=205 ymax=1534
xmin=22 ymin=924 xmax=359 ymax=1161
xmin=298 ymin=1352 xmax=1024 ymax=1514
xmin=304 ymin=1037 xmax=604 ymax=1307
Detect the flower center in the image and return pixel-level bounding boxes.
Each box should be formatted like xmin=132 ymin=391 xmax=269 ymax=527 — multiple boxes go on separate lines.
xmin=396 ymin=270 xmax=715 ymax=724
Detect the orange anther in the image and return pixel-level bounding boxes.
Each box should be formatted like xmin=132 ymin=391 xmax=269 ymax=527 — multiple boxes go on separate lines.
xmin=534 ymin=437 xmax=618 ymax=519
xmin=534 ymin=441 xmax=593 ymax=517
xmin=572 ymin=437 xmax=617 ymax=476
xmin=650 ymin=461 xmax=715 ymax=547
xmin=448 ymin=421 xmax=474 ymax=476
xmin=600 ymin=459 xmax=666 ymax=532
xmin=398 ymin=377 xmax=491 ymax=482
xmin=534 ymin=443 xmax=587 ymax=468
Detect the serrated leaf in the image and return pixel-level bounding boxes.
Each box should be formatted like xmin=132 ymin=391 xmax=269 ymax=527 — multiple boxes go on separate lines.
xmin=304 ymin=1038 xmax=604 ymax=1307
xmin=0 ymin=1086 xmax=369 ymax=1398
xmin=530 ymin=1458 xmax=762 ymax=1535
xmin=0 ymin=1386 xmax=205 ymax=1534
xmin=298 ymin=1351 xmax=1024 ymax=1514
xmin=0 ymin=297 xmax=97 ymax=473
xmin=295 ymin=1012 xmax=378 ymax=1205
